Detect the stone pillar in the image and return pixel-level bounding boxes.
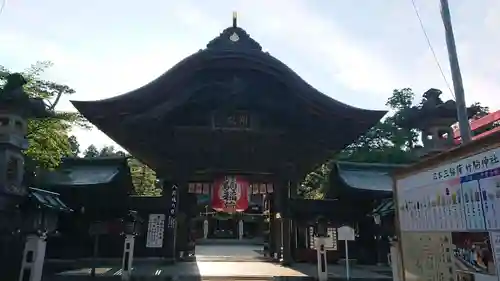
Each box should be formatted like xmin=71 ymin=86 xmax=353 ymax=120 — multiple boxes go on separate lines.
xmin=389 ymin=239 xmax=403 ymax=281
xmin=203 ymin=219 xmax=209 ymax=239
xmin=162 ymin=181 xmax=178 ymax=262
xmin=121 ymin=234 xmax=135 ymax=281
xmin=18 ymin=234 xmax=46 ymax=281
xmin=0 ymin=74 xmax=51 ymax=281
xmin=176 ymin=184 xmax=189 ymax=259
xmin=238 ymin=219 xmax=244 ymax=240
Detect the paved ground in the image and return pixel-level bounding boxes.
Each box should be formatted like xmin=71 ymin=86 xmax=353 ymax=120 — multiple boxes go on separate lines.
xmin=47 ymin=244 xmax=392 ymax=280
xmin=52 ymin=262 xmax=391 ymax=280
xmin=196 ymin=238 xmax=264 ymax=245
xmin=195 ymin=244 xmax=264 ymax=260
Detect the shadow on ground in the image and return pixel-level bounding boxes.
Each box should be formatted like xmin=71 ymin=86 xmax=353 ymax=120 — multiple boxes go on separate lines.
xmin=42 ymin=244 xmax=393 ymax=280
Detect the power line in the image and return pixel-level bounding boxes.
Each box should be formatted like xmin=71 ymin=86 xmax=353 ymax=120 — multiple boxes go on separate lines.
xmin=409 ymin=0 xmax=455 ymax=99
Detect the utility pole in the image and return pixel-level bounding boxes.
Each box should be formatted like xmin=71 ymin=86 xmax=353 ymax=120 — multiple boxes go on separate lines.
xmin=440 ymin=0 xmax=472 ymax=143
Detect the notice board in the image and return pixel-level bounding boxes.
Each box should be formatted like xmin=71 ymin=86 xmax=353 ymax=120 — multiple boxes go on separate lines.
xmin=394 ymin=133 xmax=500 ymax=281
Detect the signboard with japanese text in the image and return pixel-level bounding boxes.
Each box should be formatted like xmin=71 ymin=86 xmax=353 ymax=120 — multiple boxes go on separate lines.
xmin=146 ymin=214 xmax=165 ymax=248
xmin=167 ymin=185 xmax=178 ymax=229
xmin=213 ymin=111 xmax=251 ymax=130
xmin=395 ymin=145 xmax=500 ymax=281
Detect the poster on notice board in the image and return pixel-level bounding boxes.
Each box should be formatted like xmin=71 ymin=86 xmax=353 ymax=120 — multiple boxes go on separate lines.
xmin=396 ymin=146 xmax=500 ymax=281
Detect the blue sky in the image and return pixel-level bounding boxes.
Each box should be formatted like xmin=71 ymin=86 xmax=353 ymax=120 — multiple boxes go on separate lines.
xmin=0 ymin=0 xmax=498 ymax=151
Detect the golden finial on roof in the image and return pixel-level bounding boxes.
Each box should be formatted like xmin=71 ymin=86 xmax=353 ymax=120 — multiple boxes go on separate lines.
xmin=232 ymin=11 xmax=237 ymax=27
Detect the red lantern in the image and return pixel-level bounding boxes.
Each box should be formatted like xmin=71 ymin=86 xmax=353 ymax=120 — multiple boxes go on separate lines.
xmin=212 ymin=175 xmax=249 ymax=213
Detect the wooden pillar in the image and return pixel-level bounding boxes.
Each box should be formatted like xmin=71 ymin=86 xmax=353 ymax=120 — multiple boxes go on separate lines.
xmin=289 ymin=180 xmax=298 ymax=261
xmin=271 ymin=182 xmax=281 ymax=260
xmin=266 ymin=193 xmax=276 ymax=259
xmin=176 ymin=182 xmax=190 ymax=259
xmin=162 ymin=180 xmax=178 ymax=262
xmin=280 ymin=178 xmax=292 ymax=265
xmin=273 ymin=174 xmax=292 ymax=265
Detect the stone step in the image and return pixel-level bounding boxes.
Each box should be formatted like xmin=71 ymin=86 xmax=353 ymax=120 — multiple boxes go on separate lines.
xmin=47 ymin=275 xmax=274 ymax=280
xmin=194 ymin=255 xmax=273 ymax=262
xmin=198 ymin=276 xmax=276 ymax=281
xmin=45 ymin=276 xmax=389 ymax=281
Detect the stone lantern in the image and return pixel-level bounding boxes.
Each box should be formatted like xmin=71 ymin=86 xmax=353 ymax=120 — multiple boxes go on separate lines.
xmin=0 ymin=73 xmax=52 ymax=210
xmin=314 ymin=215 xmax=329 ymax=238
xmin=18 ymin=187 xmax=71 ymax=281
xmin=0 ymin=73 xmax=53 ymax=281
xmin=120 ymin=210 xmax=143 ymax=281
xmin=397 ymin=88 xmax=479 ymax=158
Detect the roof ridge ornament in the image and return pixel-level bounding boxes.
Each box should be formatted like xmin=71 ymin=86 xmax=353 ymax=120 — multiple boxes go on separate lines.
xmin=205 ymin=12 xmax=262 ymax=51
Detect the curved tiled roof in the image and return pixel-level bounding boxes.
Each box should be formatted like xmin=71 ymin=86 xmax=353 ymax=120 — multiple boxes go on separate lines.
xmin=71 ymin=25 xmax=386 ymax=126
xmin=28 ymin=187 xmax=72 ymax=212
xmin=37 ymin=157 xmax=130 ymax=187
xmin=334 ymin=162 xmax=408 ymax=192
xmin=70 ymin=25 xmax=387 ymax=173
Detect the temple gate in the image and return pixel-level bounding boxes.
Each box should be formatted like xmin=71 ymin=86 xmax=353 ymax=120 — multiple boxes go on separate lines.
xmin=71 ymin=16 xmax=386 ymax=264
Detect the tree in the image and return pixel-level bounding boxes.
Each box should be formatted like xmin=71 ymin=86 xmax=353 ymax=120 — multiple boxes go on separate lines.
xmin=469 ymin=102 xmax=490 ymax=120
xmin=83 ymin=144 xmax=99 ymax=158
xmin=298 ymin=161 xmax=332 ymax=199
xmin=98 ymin=145 xmax=117 ymax=157
xmin=127 ymin=158 xmax=161 ymax=197
xmin=300 ymin=87 xmax=491 ymax=198
xmin=0 ymin=61 xmax=89 ymax=169
xmin=338 ymin=88 xmax=418 ymax=163
xmin=67 ymin=135 xmax=80 ymax=157
xmin=467 ymin=102 xmax=497 ymax=137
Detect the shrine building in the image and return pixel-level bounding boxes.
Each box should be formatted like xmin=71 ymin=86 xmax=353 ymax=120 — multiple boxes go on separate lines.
xmin=71 ymin=16 xmax=386 ymax=264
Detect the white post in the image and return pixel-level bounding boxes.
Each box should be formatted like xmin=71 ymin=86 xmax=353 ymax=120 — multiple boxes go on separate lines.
xmin=338 ymin=225 xmax=355 ymax=281
xmin=238 ymin=220 xmax=244 ymax=240
xmin=315 ymin=237 xmax=328 ymax=281
xmin=203 ymin=219 xmax=209 ymax=239
xmin=390 ymin=241 xmax=402 ymax=281
xmin=19 ymin=234 xmax=47 ymax=281
xmin=345 ymin=240 xmax=350 ymax=280
xmin=121 ymin=234 xmax=135 ymax=281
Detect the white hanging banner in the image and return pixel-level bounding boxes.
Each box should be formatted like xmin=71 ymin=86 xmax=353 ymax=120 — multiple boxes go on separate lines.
xmin=146 ymin=214 xmax=165 ymax=248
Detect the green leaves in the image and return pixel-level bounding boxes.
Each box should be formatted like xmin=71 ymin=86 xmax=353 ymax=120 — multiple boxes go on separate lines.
xmin=299 ymin=162 xmax=333 ymax=199
xmin=127 ymin=157 xmax=161 ymax=197
xmin=0 ymin=61 xmax=92 ymax=170
xmin=385 ymin=88 xmax=415 ymax=110
xmin=300 ymin=87 xmax=492 ymax=198
xmin=83 ymin=144 xmax=99 ymax=158
xmin=338 ymin=88 xmax=419 ymax=163
xmin=0 ymin=61 xmax=90 ymax=169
